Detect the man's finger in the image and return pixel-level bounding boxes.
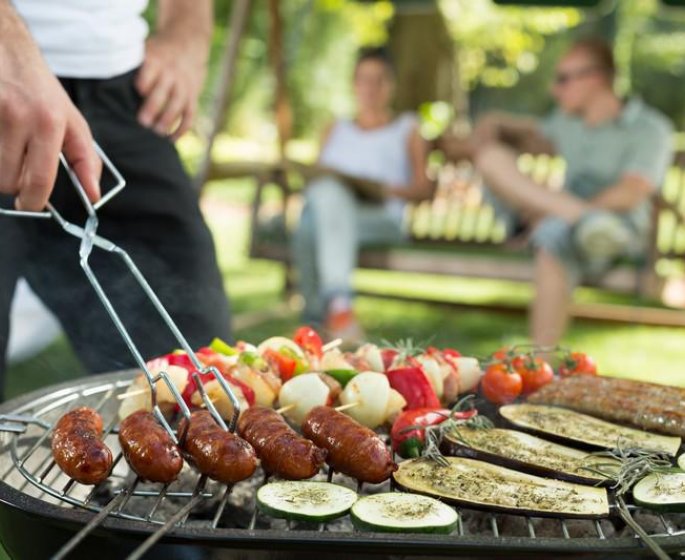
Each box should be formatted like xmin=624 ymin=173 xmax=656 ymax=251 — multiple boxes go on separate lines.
xmin=0 ymin=125 xmax=29 ymax=195
xmin=134 ymin=57 xmax=159 ymax=97
xmin=154 ymin=86 xmax=186 ymax=135
xmin=62 ymin=113 xmax=101 ymax=203
xmin=170 ymin=105 xmax=195 ymax=141
xmin=15 ymin=122 xmax=62 ymax=211
xmin=137 ymin=75 xmax=173 ymax=128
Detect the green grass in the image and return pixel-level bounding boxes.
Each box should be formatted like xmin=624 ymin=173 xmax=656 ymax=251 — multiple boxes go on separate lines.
xmin=3 ymin=180 xmax=685 ymax=559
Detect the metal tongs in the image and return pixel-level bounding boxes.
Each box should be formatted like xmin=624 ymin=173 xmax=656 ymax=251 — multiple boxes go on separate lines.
xmin=0 ymin=144 xmax=242 ymax=435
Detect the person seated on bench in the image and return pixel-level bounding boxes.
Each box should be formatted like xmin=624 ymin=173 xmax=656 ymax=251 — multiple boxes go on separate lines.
xmin=440 ymin=38 xmax=673 ymax=346
xmin=292 ymin=47 xmax=433 ymax=341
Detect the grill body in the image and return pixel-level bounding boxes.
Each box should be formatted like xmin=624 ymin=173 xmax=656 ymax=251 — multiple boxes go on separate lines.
xmin=0 ymin=371 xmax=684 ymax=560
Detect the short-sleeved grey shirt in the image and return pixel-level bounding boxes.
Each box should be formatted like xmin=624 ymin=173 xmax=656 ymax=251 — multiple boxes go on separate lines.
xmin=540 ymin=98 xmax=674 ymax=232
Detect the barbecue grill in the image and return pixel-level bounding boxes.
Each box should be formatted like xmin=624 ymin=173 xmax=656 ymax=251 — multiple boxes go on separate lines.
xmin=1 ymin=147 xmax=684 ymax=560
xmin=0 ymin=371 xmax=683 ymax=560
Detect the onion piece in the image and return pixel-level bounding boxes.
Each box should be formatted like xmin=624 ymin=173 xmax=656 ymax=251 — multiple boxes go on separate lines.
xmin=339 ymin=372 xmax=390 ymax=429
xmin=232 ymin=364 xmax=279 ymax=407
xmin=278 ymin=373 xmax=331 ymax=425
xmin=416 ymin=356 xmax=444 ymax=399
xmin=191 ymin=379 xmax=250 ymax=419
xmin=257 ymin=337 xmax=305 ymax=358
xmin=355 ymin=344 xmax=384 ymax=373
xmin=455 ymin=357 xmax=483 ymax=393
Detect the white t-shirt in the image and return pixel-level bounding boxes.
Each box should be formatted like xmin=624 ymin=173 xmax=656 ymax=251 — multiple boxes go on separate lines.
xmin=11 ymin=0 xmax=149 ymax=78
xmin=319 ymin=113 xmax=418 ymax=224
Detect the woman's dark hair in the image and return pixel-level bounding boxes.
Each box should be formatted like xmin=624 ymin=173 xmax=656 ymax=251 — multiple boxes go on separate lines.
xmin=355 ymin=47 xmax=396 ymax=77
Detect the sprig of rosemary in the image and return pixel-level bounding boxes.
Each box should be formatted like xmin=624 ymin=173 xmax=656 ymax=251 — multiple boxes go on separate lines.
xmin=380 ymin=337 xmax=433 ymax=362
xmin=583 ymin=442 xmax=673 ymax=495
xmin=583 ymin=442 xmax=674 ymax=560
xmin=420 ymin=396 xmax=494 ymax=467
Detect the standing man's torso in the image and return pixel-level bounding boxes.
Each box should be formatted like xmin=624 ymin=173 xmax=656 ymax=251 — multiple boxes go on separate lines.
xmin=11 ymin=0 xmax=149 ymax=78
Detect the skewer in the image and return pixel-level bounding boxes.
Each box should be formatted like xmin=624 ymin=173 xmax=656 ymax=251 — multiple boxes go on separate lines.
xmin=334 ymin=402 xmax=359 ymax=412
xmin=117 ymin=388 xmax=149 ymax=400
xmin=275 ymin=404 xmax=296 ymax=415
xmin=322 ymin=338 xmax=343 ymax=352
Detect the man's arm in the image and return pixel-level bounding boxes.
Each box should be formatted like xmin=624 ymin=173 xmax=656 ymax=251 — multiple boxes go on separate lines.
xmin=438 ymin=111 xmax=555 ymax=163
xmin=135 ymin=0 xmax=213 ymax=139
xmin=591 ymin=119 xmax=673 ymax=213
xmin=472 ymin=112 xmax=555 ymax=156
xmin=590 ymin=174 xmax=656 ymax=213
xmin=0 ymin=1 xmax=100 ymax=211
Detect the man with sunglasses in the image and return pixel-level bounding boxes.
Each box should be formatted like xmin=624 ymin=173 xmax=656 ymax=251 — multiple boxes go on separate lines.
xmin=0 ymin=0 xmax=232 ymax=401
xmin=441 ymin=38 xmax=673 ymax=346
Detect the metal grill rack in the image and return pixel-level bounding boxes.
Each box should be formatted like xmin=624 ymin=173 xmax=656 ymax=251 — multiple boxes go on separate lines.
xmin=1 ymin=371 xmax=684 ymax=559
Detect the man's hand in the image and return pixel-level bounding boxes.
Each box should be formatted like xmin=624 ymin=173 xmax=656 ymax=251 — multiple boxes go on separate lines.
xmin=135 ymin=35 xmax=208 ymax=140
xmin=0 ymin=2 xmax=101 ymax=212
xmin=135 ymin=0 xmax=213 ymax=141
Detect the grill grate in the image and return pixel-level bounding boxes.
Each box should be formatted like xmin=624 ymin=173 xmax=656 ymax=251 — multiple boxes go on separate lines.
xmin=1 ymin=372 xmax=685 ymax=558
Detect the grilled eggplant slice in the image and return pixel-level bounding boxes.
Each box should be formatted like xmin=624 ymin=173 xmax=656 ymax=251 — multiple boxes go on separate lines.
xmin=394 ymin=457 xmax=610 ymax=518
xmin=500 ymin=404 xmax=682 ymax=456
xmin=633 ymin=471 xmax=685 ymax=513
xmin=443 ymin=426 xmax=618 ymax=485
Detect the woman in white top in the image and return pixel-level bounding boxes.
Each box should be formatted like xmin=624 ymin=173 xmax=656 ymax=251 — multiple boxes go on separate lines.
xmin=292 ymin=48 xmax=433 ymax=340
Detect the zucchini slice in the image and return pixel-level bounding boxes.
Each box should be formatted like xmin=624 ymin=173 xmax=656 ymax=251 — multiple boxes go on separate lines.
xmin=633 ymin=471 xmax=685 ymax=513
xmin=394 ymin=457 xmax=610 ymax=518
xmin=350 ymin=492 xmax=457 ymax=534
xmin=678 ymin=454 xmax=685 ymax=471
xmin=500 ymin=404 xmax=682 ymax=456
xmin=444 ymin=426 xmax=618 ymax=484
xmin=256 ymin=481 xmax=357 ymax=522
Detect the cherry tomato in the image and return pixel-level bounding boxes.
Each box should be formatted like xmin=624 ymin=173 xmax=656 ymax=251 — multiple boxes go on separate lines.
xmin=491 ymin=346 xmax=515 ymax=361
xmin=293 ymin=326 xmax=323 ymax=359
xmin=559 ymin=351 xmax=598 ymax=377
xmin=511 ymin=355 xmax=554 ymax=395
xmin=480 ymin=362 xmax=522 ymax=405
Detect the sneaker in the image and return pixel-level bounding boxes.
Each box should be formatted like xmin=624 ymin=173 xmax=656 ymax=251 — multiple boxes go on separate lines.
xmin=325 ymin=310 xmax=366 ymax=347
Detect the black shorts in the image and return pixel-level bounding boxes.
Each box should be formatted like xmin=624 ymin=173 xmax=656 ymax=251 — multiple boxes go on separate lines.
xmin=0 ymin=69 xmax=231 ymax=399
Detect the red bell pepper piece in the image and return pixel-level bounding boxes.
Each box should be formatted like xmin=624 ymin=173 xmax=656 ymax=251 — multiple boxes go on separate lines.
xmin=391 ymin=407 xmax=478 ymax=458
xmin=166 ymin=352 xmax=195 ymax=372
xmin=293 ymin=326 xmax=323 ymax=359
xmin=386 ymin=366 xmax=441 ymax=410
xmin=263 ymin=348 xmax=298 ymax=381
xmin=166 ymin=350 xmax=255 ymax=407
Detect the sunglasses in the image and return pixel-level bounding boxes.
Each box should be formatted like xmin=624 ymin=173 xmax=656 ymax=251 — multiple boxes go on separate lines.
xmin=554 ymin=66 xmax=599 ymax=86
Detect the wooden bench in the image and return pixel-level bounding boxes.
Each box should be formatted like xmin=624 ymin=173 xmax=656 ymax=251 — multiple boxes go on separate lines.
xmin=209 ymin=150 xmax=685 ymax=326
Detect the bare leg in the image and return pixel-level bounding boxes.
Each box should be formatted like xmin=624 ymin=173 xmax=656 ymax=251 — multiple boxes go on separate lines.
xmin=531 ymin=249 xmax=570 ymax=346
xmin=474 ymin=141 xmax=589 ymax=224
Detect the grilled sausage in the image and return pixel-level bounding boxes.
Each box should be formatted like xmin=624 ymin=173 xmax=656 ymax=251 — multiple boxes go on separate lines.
xmin=238 ymin=406 xmax=327 ymax=480
xmin=52 ymin=407 xmax=113 ymax=485
xmin=119 ymin=411 xmax=183 ymax=483
xmin=178 ymin=411 xmax=257 ymax=484
xmin=302 ymin=406 xmax=397 ymax=483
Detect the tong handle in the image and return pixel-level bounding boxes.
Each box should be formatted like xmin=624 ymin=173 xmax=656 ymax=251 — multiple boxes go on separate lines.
xmin=0 ymin=142 xmax=126 ymax=219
